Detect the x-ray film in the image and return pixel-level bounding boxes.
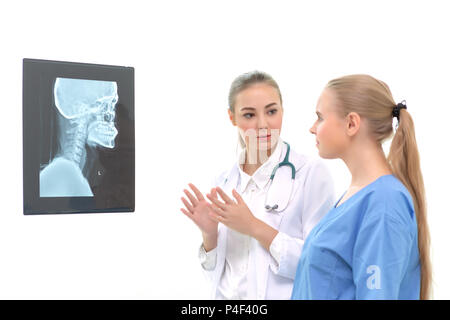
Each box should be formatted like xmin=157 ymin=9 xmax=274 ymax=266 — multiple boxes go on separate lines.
xmin=23 ymin=59 xmax=135 ymax=214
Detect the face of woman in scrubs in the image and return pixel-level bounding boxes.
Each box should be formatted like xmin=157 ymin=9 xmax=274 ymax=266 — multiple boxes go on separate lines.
xmin=229 ymin=83 xmax=283 ymax=156
xmin=310 ymin=88 xmax=349 ymax=159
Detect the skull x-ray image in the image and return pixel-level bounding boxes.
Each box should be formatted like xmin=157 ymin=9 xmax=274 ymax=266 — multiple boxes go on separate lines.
xmin=23 ymin=59 xmax=135 ymax=214
xmin=40 ymin=78 xmax=119 ymax=197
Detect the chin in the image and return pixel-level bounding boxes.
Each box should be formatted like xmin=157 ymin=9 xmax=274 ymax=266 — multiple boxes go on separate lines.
xmin=257 ymin=142 xmax=273 ymax=152
xmin=87 ymin=139 xmax=116 ymax=149
xmin=318 ymin=149 xmax=337 ymax=159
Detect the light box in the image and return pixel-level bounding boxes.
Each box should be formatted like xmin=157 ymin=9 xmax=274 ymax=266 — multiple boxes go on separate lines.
xmin=23 ymin=58 xmax=135 ymax=214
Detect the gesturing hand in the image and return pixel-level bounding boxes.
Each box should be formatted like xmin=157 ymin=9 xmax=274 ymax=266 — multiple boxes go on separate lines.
xmin=180 ymin=183 xmax=218 ymax=237
xmin=206 ymin=187 xmax=258 ymax=237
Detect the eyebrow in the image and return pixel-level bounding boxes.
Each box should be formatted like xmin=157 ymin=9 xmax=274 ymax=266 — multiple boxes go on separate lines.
xmin=240 ymin=102 xmax=278 ymax=112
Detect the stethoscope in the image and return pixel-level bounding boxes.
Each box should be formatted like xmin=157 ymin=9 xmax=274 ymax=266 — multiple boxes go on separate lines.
xmin=225 ymin=141 xmax=296 ymax=213
xmin=264 ymin=142 xmax=296 ymax=213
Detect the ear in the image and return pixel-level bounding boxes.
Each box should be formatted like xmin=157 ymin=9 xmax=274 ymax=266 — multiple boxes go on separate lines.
xmin=228 ymin=109 xmax=236 ymax=126
xmin=346 ymin=112 xmax=360 ymax=137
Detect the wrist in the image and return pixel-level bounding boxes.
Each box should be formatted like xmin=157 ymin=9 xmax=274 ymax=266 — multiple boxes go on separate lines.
xmin=250 ymin=218 xmax=278 ymax=251
xmin=202 ymin=229 xmax=218 ymax=240
xmin=249 ymin=217 xmax=263 ymax=239
xmin=202 ymin=232 xmax=218 ymax=252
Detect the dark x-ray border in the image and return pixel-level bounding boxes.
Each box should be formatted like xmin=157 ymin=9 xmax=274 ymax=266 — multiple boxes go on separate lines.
xmin=23 ymin=58 xmax=135 ymax=215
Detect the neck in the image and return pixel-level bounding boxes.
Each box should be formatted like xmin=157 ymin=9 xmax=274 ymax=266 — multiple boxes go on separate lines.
xmin=241 ymin=144 xmax=275 ymax=176
xmin=341 ymin=139 xmax=392 ymax=188
xmin=58 ymin=117 xmax=88 ymax=171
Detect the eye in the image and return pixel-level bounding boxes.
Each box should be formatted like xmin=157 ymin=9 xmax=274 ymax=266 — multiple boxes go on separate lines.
xmin=243 ymin=113 xmax=254 ymax=119
xmin=268 ymin=109 xmax=277 ymax=115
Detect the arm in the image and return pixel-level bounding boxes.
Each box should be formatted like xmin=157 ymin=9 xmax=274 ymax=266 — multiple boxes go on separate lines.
xmin=353 ymin=212 xmax=415 ymax=299
xmin=269 ymin=159 xmax=336 ymax=279
xmin=251 ymin=219 xmax=279 ymax=251
xmin=180 ymin=183 xmax=219 ymax=272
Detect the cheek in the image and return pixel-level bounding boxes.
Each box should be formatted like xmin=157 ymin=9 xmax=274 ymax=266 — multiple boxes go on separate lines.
xmin=271 ymin=116 xmax=282 ymax=128
xmin=236 ymin=117 xmax=260 ymax=141
xmin=316 ymin=122 xmax=328 ymax=139
xmin=267 ymin=114 xmax=283 ymax=133
xmin=237 ymin=124 xmax=254 ymax=140
xmin=238 ymin=123 xmax=253 ymax=132
xmin=317 ymin=122 xmax=346 ymax=151
xmin=317 ymin=120 xmax=343 ymax=145
xmin=237 ymin=123 xmax=256 ymax=143
xmin=235 ymin=117 xmax=255 ymax=131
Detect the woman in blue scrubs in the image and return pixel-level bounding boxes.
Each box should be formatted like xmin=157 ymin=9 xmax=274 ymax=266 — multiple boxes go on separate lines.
xmin=291 ymin=74 xmax=431 ymax=300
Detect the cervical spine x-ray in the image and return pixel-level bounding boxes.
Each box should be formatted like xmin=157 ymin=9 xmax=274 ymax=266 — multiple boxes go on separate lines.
xmin=40 ymin=78 xmax=119 ymax=197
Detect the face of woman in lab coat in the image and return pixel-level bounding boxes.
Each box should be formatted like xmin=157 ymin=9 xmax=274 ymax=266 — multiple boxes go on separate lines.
xmin=229 ymin=83 xmax=283 ymax=156
xmin=310 ymin=88 xmax=349 ymax=159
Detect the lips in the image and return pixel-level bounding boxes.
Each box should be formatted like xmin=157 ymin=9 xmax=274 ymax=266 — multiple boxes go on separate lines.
xmin=257 ymin=134 xmax=271 ymax=139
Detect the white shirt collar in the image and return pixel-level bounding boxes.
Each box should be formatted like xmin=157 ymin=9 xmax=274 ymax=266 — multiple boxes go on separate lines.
xmin=237 ymin=139 xmax=284 ymax=192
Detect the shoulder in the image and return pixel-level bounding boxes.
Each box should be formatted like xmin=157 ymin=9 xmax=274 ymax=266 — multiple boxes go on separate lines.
xmin=211 ymin=165 xmax=236 ymax=188
xmin=362 ymin=175 xmax=416 ymax=227
xmin=40 ymin=157 xmax=92 ymax=196
xmin=215 ymin=169 xmax=229 ymax=184
xmin=40 ymin=157 xmax=81 ymax=179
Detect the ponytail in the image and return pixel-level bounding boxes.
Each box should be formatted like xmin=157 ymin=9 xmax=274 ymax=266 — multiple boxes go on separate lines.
xmin=387 ymin=109 xmax=432 ymax=300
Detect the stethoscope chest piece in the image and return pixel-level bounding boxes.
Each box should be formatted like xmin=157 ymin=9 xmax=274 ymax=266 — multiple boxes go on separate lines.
xmin=264 ymin=174 xmax=295 ymax=213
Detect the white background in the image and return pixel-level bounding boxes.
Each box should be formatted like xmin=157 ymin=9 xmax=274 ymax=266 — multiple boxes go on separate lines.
xmin=0 ymin=0 xmax=449 ymax=299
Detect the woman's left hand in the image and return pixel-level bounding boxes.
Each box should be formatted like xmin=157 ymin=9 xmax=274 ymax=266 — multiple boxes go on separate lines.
xmin=206 ymin=187 xmax=258 ymax=236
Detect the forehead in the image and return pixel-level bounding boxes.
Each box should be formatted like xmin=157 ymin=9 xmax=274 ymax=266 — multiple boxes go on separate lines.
xmin=235 ymin=83 xmax=281 ymax=107
xmin=317 ymin=88 xmax=339 ymax=113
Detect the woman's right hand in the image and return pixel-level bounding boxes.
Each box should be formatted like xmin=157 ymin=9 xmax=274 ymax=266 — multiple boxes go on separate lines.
xmin=181 ymin=183 xmax=218 ymax=238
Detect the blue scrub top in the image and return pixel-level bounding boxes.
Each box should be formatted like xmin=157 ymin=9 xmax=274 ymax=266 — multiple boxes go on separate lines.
xmin=291 ymin=174 xmax=420 ymax=300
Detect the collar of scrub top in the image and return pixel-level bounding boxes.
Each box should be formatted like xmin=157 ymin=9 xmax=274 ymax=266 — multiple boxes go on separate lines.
xmin=236 ymin=138 xmax=285 ymax=193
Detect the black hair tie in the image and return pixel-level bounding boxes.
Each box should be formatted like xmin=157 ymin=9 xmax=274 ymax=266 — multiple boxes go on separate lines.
xmin=392 ymin=100 xmax=407 ymax=119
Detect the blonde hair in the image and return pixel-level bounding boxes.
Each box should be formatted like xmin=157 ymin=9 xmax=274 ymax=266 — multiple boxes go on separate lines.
xmin=326 ymin=74 xmax=431 ymax=300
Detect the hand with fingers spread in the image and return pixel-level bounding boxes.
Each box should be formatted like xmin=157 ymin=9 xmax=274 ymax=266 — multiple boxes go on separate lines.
xmin=206 ymin=187 xmax=278 ymax=250
xmin=180 ymin=183 xmax=219 ymax=251
xmin=206 ymin=187 xmax=259 ymax=237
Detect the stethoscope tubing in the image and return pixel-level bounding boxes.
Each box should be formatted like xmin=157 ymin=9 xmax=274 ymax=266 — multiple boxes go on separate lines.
xmin=223 ymin=141 xmax=296 ymax=213
xmin=265 ymin=142 xmax=296 ymax=213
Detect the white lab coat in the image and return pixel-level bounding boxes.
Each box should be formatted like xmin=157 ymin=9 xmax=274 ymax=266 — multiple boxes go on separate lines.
xmin=199 ymin=141 xmax=335 ymax=299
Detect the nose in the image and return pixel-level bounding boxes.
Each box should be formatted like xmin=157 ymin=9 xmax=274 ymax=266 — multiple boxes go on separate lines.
xmin=257 ymin=114 xmax=268 ymax=131
xmin=309 ymin=122 xmax=316 ymax=135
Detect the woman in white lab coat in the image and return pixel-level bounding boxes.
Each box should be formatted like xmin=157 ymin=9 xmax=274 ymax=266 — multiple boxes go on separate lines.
xmin=180 ymin=71 xmax=335 ymax=299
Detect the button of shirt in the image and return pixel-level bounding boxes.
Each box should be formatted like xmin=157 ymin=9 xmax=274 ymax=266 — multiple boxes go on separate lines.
xmin=248 ymin=180 xmax=256 ymax=191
